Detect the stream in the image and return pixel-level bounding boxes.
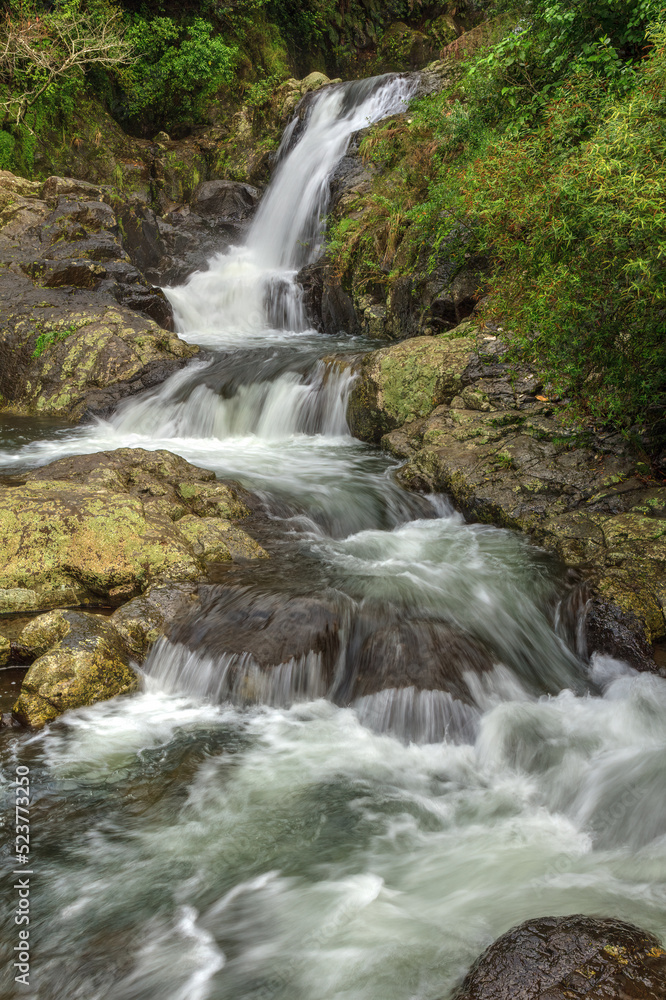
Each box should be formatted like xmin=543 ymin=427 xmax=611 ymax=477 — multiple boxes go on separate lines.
xmin=1 ymin=73 xmax=665 ymax=1000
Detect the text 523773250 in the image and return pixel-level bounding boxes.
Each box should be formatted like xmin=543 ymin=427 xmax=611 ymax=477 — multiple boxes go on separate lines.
xmin=13 ymin=764 xmax=32 ymax=987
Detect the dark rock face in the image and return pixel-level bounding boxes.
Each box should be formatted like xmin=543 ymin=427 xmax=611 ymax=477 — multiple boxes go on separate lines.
xmin=0 ymin=173 xmax=204 ymax=420
xmin=0 ymin=180 xmax=174 ymax=329
xmin=191 ymin=179 xmax=260 ymax=222
xmin=344 ymin=618 xmax=492 ymax=702
xmin=584 ymin=598 xmax=656 ymax=673
xmin=453 ymin=915 xmax=666 ymax=1000
xmin=169 ymin=584 xmax=495 ymax=712
xmin=119 ymin=180 xmax=260 ymax=288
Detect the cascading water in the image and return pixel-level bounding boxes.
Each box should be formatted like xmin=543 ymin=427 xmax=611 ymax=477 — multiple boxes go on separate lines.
xmin=1 ymin=73 xmax=665 ymax=1000
xmin=166 ymin=73 xmax=416 ymax=339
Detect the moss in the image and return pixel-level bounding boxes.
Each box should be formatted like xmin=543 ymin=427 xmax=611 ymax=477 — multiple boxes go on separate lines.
xmin=348 ymin=334 xmax=475 ymax=441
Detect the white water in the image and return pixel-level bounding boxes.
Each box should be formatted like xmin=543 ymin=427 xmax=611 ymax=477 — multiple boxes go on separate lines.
xmin=1 ymin=73 xmax=665 ymax=1000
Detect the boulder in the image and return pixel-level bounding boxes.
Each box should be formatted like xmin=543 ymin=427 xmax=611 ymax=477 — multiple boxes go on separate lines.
xmin=13 ymin=610 xmax=138 ymax=727
xmin=347 ymin=330 xmax=476 ymax=442
xmin=0 ymin=294 xmax=195 ymax=420
xmin=0 ymin=170 xmax=41 ymax=210
xmin=453 ymin=914 xmax=666 ymax=1000
xmin=169 ymin=586 xmax=495 ymax=716
xmin=110 ymin=584 xmax=200 ymax=660
xmin=190 ymin=180 xmax=260 ymax=222
xmin=171 ymin=585 xmax=342 ymax=672
xmin=0 ymin=449 xmax=267 ymax=615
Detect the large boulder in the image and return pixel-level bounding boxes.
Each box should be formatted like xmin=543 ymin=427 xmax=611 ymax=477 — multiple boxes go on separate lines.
xmin=453 ymin=915 xmax=666 ymax=1000
xmin=127 ymin=181 xmax=261 ymax=286
xmin=168 ymin=585 xmax=495 ymax=723
xmin=0 ymin=172 xmax=175 ymax=330
xmin=0 ymin=297 xmax=195 ymax=420
xmin=347 ymin=329 xmax=476 ymax=442
xmin=0 ymin=449 xmax=267 ymax=615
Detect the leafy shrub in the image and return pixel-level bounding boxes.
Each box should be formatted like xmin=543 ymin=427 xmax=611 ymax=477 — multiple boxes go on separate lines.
xmin=119 ymin=15 xmax=237 ymax=133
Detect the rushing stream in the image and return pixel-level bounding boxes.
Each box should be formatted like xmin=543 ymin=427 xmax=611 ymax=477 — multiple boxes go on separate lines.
xmin=1 ymin=74 xmax=665 ymax=1000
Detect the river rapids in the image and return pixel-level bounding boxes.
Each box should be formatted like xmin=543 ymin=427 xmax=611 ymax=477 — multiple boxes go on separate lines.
xmin=1 ymin=73 xmax=665 ymax=1000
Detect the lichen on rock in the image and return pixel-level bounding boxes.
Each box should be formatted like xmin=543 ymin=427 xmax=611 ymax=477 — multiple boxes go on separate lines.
xmin=347 ymin=330 xmax=476 ymax=442
xmin=0 ymin=449 xmax=267 ymax=616
xmin=12 ymin=610 xmax=139 ymax=728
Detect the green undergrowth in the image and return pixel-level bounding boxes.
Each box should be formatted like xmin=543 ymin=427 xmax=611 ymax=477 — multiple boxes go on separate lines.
xmin=32 ymin=326 xmax=77 ymax=359
xmin=328 ymin=2 xmax=666 ymax=452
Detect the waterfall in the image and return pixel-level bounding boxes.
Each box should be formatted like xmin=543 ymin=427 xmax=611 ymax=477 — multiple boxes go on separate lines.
xmin=165 ymin=74 xmax=416 ymax=340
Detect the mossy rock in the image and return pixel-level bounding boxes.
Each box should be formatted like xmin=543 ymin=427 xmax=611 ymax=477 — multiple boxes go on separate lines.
xmin=0 ymin=449 xmax=267 ymax=615
xmin=13 ymin=610 xmax=139 ymax=727
xmin=109 ymin=583 xmax=200 ymax=661
xmin=0 ymin=300 xmax=196 ymax=420
xmin=347 ymin=330 xmax=476 ymax=442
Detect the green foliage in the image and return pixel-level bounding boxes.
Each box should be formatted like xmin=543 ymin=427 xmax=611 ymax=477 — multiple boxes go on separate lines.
xmin=32 ymin=326 xmax=77 ymax=358
xmin=466 ymin=0 xmax=665 ymax=129
xmin=0 ymin=129 xmax=15 ymax=168
xmin=120 ymin=15 xmax=237 ymax=132
xmin=264 ymin=0 xmax=428 ymax=72
xmin=0 ymin=0 xmax=132 ymax=171
xmin=328 ymin=4 xmax=666 ymax=446
xmin=463 ymin=27 xmax=666 ymax=431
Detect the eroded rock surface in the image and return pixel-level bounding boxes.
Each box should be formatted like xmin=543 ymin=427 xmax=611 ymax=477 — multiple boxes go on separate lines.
xmin=347 ymin=326 xmax=476 ymax=441
xmin=12 ymin=583 xmax=200 ymax=726
xmin=0 ymin=449 xmax=267 ymax=615
xmin=0 ymin=172 xmax=203 ymax=420
xmin=453 ymin=914 xmax=666 ymax=1000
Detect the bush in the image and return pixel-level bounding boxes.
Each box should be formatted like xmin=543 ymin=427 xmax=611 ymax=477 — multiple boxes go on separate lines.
xmin=119 ymin=15 xmax=237 ymax=133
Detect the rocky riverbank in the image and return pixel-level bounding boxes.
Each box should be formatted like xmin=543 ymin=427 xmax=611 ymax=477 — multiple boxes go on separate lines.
xmin=340 ymin=322 xmax=665 ymax=670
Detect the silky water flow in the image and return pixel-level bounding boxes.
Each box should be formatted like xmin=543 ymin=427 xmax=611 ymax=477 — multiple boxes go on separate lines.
xmin=1 ymin=73 xmax=665 ymax=1000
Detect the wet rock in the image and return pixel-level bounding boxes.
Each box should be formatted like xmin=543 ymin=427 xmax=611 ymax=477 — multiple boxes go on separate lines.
xmin=191 ymin=179 xmax=260 ymax=222
xmin=584 ymin=598 xmax=656 ymax=672
xmin=0 ymin=449 xmax=267 ymax=615
xmin=110 ymin=584 xmax=200 ymax=661
xmin=170 ymin=585 xmax=495 ymax=717
xmin=453 ymin=914 xmax=666 ymax=1000
xmin=0 ymin=292 xmax=195 ymax=420
xmin=13 ymin=610 xmax=139 ymax=727
xmin=343 ymin=618 xmax=492 ymax=703
xmin=347 ymin=330 xmax=476 ymax=442
xmin=171 ymin=585 xmax=342 ymax=673
xmin=0 ymin=173 xmax=176 ymax=331
xmin=129 ymin=181 xmax=261 ymax=285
